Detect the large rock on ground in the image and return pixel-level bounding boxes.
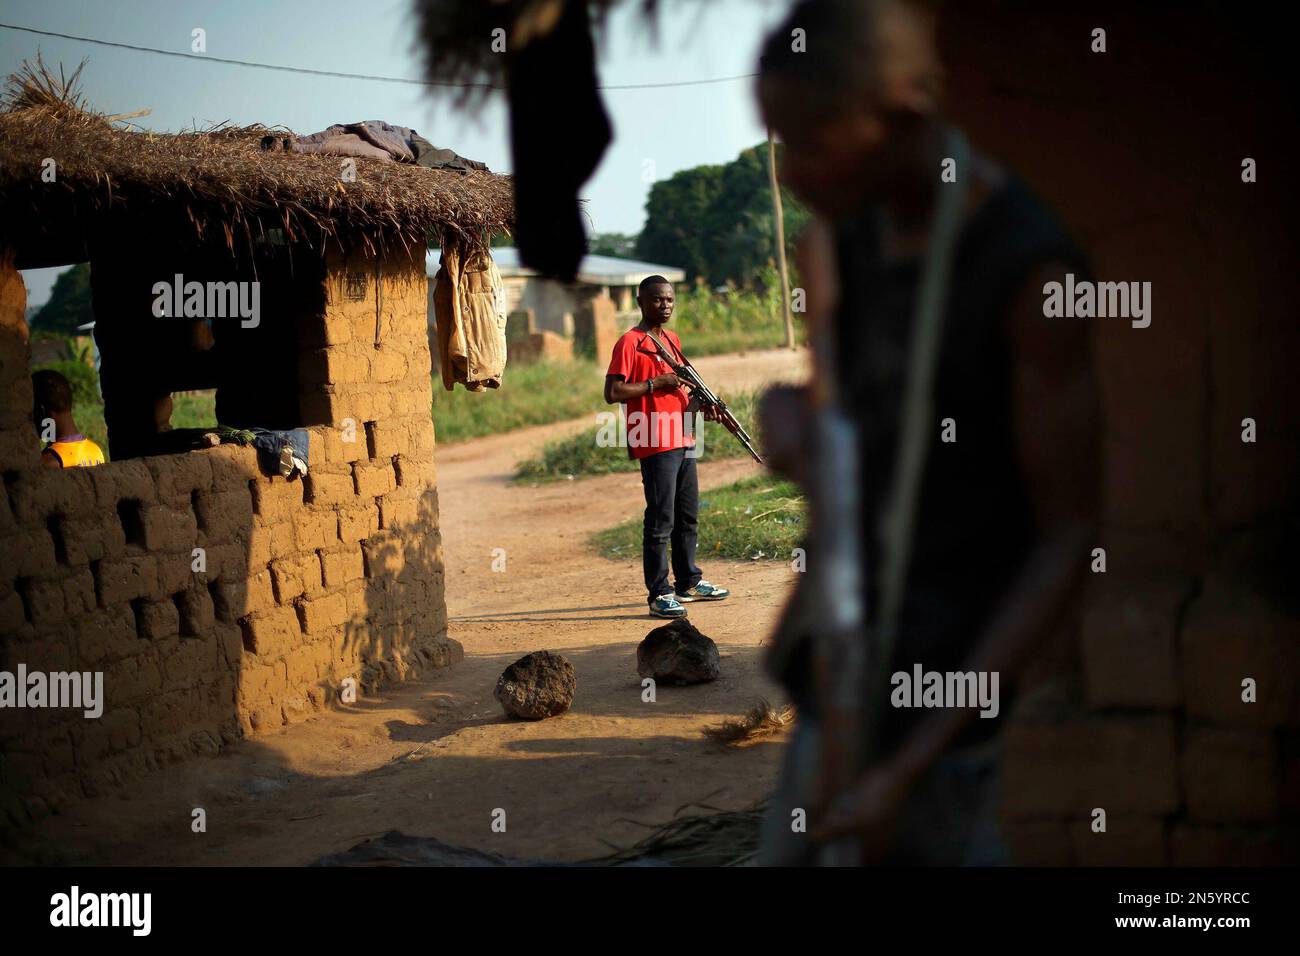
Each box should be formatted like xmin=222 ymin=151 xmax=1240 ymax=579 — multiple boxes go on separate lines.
xmin=494 ymin=651 xmax=576 ymax=720
xmin=636 ymin=619 xmax=720 ymax=685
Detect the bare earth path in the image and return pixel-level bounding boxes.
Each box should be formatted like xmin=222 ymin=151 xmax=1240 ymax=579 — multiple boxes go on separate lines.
xmin=13 ymin=348 xmax=809 ymax=865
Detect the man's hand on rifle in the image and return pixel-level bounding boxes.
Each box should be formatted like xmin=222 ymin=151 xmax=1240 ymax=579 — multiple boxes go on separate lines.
xmin=651 ymin=373 xmax=680 ymax=392
xmin=687 ymin=391 xmax=721 ymax=422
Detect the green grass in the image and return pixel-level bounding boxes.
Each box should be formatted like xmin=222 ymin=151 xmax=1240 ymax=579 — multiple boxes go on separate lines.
xmin=514 ymin=390 xmax=761 ymax=482
xmin=682 ymin=326 xmax=794 ymax=356
xmin=71 ymin=401 xmax=108 ymax=456
xmin=593 ymin=265 xmax=808 ymax=359
xmin=671 ymin=263 xmax=807 ymax=358
xmin=431 ymin=359 xmax=607 ymax=443
xmin=591 ymin=475 xmax=805 ymax=562
xmin=172 ymin=391 xmax=218 ymax=428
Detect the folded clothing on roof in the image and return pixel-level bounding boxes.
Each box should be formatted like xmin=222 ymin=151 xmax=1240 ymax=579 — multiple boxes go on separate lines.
xmin=261 ymin=120 xmax=488 ymax=173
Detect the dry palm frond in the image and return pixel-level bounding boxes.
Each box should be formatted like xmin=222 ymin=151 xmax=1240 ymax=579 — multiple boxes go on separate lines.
xmin=703 ymin=698 xmax=796 ymax=747
xmin=2 ymin=54 xmax=90 ymax=116
xmin=413 ymin=0 xmax=680 ymax=108
xmin=584 ymin=800 xmax=768 ymax=867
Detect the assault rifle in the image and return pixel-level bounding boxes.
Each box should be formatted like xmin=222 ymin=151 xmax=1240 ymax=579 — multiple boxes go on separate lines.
xmin=644 ymin=333 xmax=764 ymax=465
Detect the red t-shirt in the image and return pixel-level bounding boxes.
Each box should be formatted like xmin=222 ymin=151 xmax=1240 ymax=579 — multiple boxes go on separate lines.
xmin=606 ymin=326 xmax=696 ymax=459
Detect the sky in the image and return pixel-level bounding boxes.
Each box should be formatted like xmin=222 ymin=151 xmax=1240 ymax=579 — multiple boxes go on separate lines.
xmin=1 ymin=0 xmax=790 ymax=306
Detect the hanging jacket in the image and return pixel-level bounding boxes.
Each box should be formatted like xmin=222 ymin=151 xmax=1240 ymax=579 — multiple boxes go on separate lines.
xmin=433 ymin=240 xmax=508 ymax=391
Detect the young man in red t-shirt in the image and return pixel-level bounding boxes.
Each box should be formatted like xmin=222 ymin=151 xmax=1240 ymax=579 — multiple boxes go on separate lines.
xmin=605 ymin=276 xmax=731 ymax=619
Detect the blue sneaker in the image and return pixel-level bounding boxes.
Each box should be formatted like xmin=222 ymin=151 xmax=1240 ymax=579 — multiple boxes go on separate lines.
xmin=676 ymin=580 xmax=730 ymax=602
xmin=650 ymin=593 xmax=689 ymax=619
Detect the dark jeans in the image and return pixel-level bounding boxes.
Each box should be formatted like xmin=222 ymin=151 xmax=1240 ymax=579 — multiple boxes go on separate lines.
xmin=639 ymin=447 xmax=702 ymax=602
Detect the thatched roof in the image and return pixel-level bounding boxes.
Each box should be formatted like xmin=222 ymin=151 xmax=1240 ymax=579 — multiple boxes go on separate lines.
xmin=0 ymin=61 xmax=514 ymax=267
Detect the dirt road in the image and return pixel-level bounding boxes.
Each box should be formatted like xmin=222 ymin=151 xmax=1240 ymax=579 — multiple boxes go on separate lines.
xmin=14 ymin=348 xmax=809 ymax=865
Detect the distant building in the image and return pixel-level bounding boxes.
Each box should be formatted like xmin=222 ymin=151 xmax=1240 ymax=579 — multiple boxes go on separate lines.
xmin=426 ymin=247 xmax=684 ymax=337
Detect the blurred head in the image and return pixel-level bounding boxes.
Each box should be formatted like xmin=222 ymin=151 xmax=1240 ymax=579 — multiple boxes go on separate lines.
xmin=758 ymin=0 xmax=943 ymax=214
xmin=31 ymin=369 xmax=73 ymax=429
xmin=637 ymin=275 xmax=675 ymax=326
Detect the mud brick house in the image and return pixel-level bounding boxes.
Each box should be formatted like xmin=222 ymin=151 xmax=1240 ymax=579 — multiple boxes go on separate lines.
xmin=0 ymin=78 xmax=513 ymax=825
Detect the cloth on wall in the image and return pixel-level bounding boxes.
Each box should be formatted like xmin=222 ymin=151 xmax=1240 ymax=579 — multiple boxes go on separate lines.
xmin=433 ymin=240 xmax=508 ymax=391
xmin=214 ymin=425 xmax=310 ymax=478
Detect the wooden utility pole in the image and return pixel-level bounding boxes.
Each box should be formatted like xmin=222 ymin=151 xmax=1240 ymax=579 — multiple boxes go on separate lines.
xmin=767 ymin=128 xmax=795 ymax=349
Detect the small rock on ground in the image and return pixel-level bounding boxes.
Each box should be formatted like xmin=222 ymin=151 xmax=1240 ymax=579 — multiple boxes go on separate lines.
xmin=494 ymin=650 xmax=577 ymax=719
xmin=637 ymin=619 xmax=721 ymax=685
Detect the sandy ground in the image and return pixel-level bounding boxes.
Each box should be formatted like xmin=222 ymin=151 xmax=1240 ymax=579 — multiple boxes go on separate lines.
xmin=11 ymin=347 xmax=809 ymax=866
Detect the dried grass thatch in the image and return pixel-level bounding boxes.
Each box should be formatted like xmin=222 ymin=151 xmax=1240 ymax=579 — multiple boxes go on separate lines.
xmin=0 ymin=58 xmax=513 ymax=262
xmin=703 ymin=699 xmax=796 ymax=747
xmin=0 ymin=54 xmax=90 ymax=116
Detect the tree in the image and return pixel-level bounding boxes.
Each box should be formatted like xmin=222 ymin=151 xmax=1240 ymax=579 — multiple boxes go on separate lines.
xmin=635 ymin=163 xmax=725 ymax=282
xmin=588 ymin=232 xmax=638 ymax=258
xmin=636 ymin=144 xmax=809 ymax=288
xmin=33 ymin=262 xmax=93 ymax=336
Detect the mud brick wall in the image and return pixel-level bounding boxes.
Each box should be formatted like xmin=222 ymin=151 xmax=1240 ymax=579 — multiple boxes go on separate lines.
xmin=295 ymin=244 xmax=459 ymax=702
xmin=0 ymin=243 xmax=458 ymax=827
xmin=510 ymin=330 xmax=573 ymax=365
xmin=938 ymin=6 xmax=1300 ymax=864
xmin=575 ymin=294 xmax=620 ymax=361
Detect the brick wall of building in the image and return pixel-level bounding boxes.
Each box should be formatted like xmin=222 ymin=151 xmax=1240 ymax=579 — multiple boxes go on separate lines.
xmin=938 ymin=6 xmax=1300 ymax=864
xmin=0 ymin=243 xmax=459 ymax=827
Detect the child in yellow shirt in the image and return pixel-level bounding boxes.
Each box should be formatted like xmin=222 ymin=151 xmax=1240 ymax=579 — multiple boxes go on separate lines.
xmin=32 ymin=369 xmax=105 ymax=468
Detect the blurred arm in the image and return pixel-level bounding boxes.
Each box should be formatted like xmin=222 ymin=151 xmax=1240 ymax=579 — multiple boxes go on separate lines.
xmin=759 ymin=216 xmax=840 ymax=483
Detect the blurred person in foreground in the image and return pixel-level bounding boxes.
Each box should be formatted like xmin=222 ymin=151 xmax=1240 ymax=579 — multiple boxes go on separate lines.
xmin=756 ymin=0 xmax=1100 ymax=864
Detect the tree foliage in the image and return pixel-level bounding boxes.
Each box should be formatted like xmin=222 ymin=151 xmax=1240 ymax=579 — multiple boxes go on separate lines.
xmin=33 ymin=262 xmax=93 ymax=336
xmin=635 ymin=143 xmax=809 ymax=287
xmin=588 ymin=232 xmax=638 ymax=258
